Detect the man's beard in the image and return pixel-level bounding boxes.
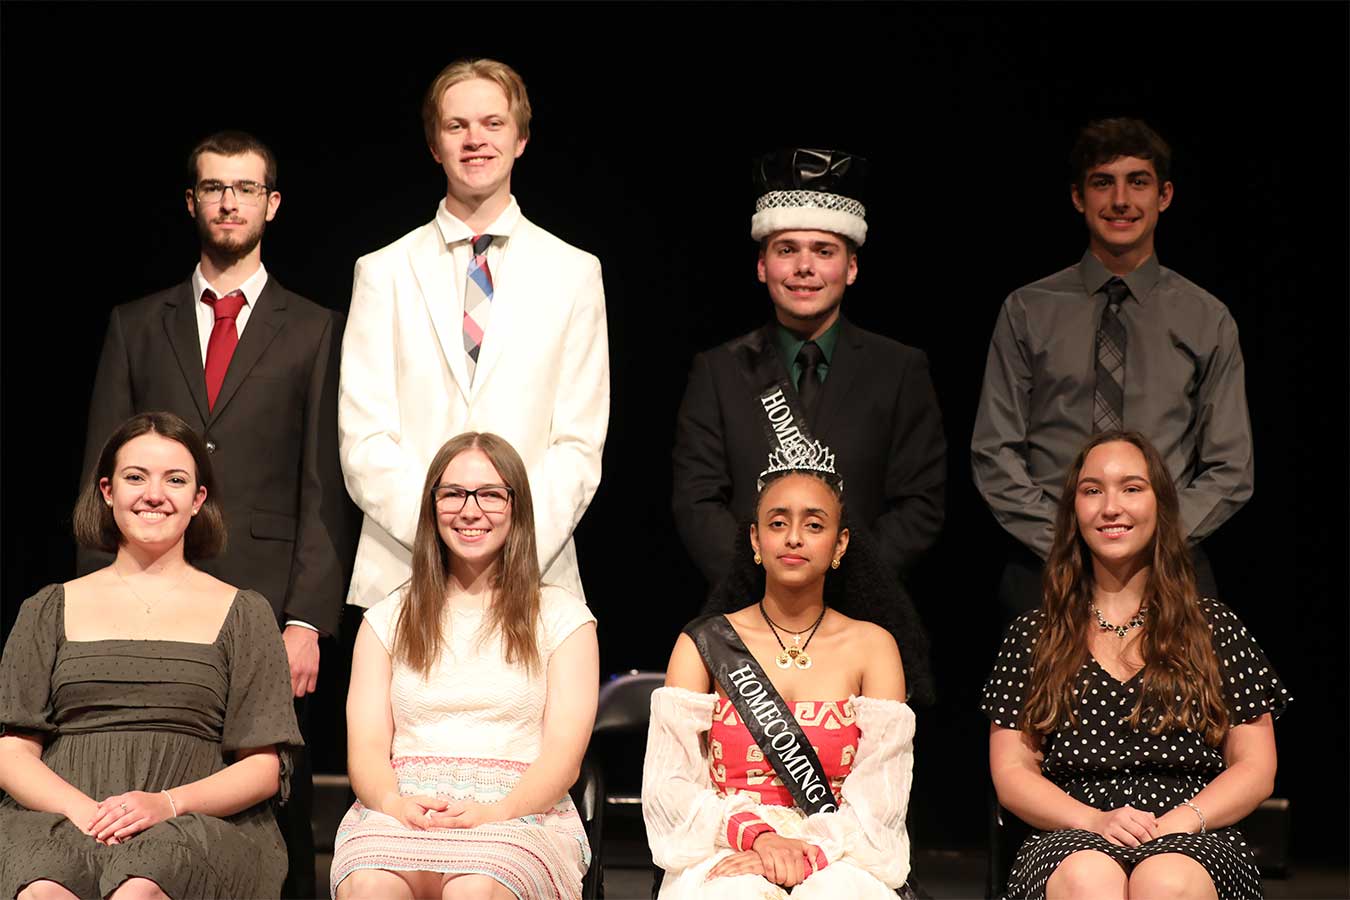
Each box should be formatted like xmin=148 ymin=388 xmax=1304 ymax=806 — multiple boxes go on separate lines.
xmin=196 ymin=212 xmax=265 ymax=263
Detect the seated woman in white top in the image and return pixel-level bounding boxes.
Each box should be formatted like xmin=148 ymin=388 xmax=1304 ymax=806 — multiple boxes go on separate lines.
xmin=642 ymin=439 xmax=926 ymax=899
xmin=332 ymin=432 xmax=599 ymax=900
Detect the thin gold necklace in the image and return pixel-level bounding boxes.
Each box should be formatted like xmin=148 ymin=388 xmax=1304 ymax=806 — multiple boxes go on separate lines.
xmin=113 ymin=563 xmax=193 ymax=615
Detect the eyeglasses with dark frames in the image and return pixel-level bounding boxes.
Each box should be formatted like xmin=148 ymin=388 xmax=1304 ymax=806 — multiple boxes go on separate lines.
xmin=193 ymin=180 xmax=272 ymax=206
xmin=431 ymin=484 xmax=514 ymax=513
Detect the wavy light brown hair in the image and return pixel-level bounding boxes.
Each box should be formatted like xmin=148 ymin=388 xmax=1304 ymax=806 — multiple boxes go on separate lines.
xmin=421 ymin=58 xmax=533 ymax=149
xmin=392 ymin=433 xmax=542 ymax=678
xmin=1020 ymin=431 xmax=1229 ymax=746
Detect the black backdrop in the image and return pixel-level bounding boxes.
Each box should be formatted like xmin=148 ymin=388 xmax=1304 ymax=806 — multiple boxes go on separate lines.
xmin=3 ymin=1 xmax=1346 ymax=863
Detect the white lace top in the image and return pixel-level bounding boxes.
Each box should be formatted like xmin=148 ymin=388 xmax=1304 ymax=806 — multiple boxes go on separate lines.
xmin=365 ymin=585 xmax=596 ymax=762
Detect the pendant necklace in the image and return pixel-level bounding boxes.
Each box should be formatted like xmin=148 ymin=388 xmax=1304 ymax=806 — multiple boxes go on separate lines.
xmin=114 ymin=563 xmax=193 ymax=615
xmin=759 ymin=601 xmax=827 ymax=670
xmin=1091 ymin=602 xmax=1147 ymax=639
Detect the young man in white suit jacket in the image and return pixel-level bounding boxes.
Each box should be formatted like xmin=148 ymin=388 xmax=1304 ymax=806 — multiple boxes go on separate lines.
xmin=339 ymin=58 xmax=609 ymax=609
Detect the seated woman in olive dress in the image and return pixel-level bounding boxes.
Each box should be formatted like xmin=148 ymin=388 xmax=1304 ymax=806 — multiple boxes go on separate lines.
xmin=984 ymin=431 xmax=1288 ymax=900
xmin=332 ymin=432 xmax=599 ymax=900
xmin=0 ymin=412 xmax=302 ymax=900
xmin=642 ymin=442 xmax=932 ymax=899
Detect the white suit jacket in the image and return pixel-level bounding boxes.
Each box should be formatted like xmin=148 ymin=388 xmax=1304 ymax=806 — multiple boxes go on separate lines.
xmin=339 ymin=202 xmax=609 ymax=607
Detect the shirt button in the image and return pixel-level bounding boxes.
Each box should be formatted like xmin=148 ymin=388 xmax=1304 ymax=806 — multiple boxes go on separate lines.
xmin=205 ymin=440 xmax=217 ymax=454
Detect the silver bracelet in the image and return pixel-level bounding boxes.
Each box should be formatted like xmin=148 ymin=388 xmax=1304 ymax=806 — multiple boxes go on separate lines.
xmin=1180 ymin=798 xmax=1206 ymax=833
xmin=162 ymin=789 xmax=178 ymax=817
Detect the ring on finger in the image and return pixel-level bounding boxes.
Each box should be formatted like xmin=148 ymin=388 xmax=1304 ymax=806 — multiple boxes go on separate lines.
xmin=120 ymin=803 xmax=128 ymax=813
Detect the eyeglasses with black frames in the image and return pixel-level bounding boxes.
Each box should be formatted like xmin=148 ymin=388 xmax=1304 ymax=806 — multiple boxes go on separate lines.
xmin=431 ymin=484 xmax=514 ymax=514
xmin=193 ymin=180 xmax=272 ymax=206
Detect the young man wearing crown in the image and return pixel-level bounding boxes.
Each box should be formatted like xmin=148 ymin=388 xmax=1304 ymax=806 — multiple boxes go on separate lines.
xmin=672 ymin=148 xmax=946 ymax=616
xmin=971 ymin=118 xmax=1253 ymax=617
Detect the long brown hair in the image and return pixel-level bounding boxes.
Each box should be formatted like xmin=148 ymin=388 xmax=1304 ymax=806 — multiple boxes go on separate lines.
xmin=1020 ymin=431 xmax=1229 ymax=745
xmin=392 ymin=433 xmax=542 ymax=677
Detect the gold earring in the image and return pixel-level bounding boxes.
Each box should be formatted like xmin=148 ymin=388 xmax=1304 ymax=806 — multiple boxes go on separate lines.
xmin=831 ymin=557 xmax=841 ymax=569
xmin=191 ymin=509 xmax=199 ymax=517
xmin=753 ymin=552 xmax=762 ymax=565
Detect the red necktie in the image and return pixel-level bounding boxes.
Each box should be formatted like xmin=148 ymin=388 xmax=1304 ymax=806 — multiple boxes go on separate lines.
xmin=202 ymin=289 xmax=247 ymax=410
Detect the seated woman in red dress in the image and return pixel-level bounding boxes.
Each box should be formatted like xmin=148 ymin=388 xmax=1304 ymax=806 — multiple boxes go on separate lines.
xmin=642 ymin=435 xmax=931 ymax=899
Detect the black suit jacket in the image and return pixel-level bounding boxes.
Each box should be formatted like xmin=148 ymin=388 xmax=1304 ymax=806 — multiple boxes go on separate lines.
xmin=672 ymin=318 xmax=946 ymax=594
xmin=79 ymin=277 xmax=353 ymax=635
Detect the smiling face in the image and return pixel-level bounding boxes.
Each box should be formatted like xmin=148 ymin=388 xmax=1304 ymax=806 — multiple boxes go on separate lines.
xmin=1074 ymin=440 xmax=1158 ymax=568
xmin=750 ymin=473 xmax=849 ymax=588
xmin=434 ymin=447 xmax=514 ymax=572
xmin=757 ymin=230 xmax=857 ymax=338
xmin=99 ymin=433 xmax=207 ymax=552
xmin=1071 ymin=155 xmax=1173 ymax=272
xmin=430 ymin=77 xmax=527 ymax=213
xmin=185 ymin=151 xmax=279 ymax=262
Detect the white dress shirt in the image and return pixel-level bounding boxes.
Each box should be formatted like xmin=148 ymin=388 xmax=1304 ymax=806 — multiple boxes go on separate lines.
xmin=434 ymin=196 xmax=521 ymax=349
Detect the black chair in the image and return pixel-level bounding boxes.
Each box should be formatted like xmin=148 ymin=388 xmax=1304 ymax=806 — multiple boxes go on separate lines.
xmin=569 ymin=755 xmax=605 ymax=900
xmin=986 ymin=788 xmax=1033 ymax=899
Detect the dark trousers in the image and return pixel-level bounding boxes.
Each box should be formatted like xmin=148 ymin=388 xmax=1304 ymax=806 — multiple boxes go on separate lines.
xmin=997 ymin=541 xmax=1220 ymax=623
xmin=277 ymin=694 xmax=317 ymax=899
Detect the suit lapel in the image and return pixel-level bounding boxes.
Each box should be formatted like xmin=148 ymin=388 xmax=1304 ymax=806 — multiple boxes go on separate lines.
xmin=410 ymin=228 xmax=471 ymax=400
xmin=811 ymin=318 xmax=863 ymax=437
xmin=208 ymin=279 xmax=285 ymax=424
xmin=164 ymin=281 xmax=211 ymax=427
xmin=733 ymin=323 xmax=788 ymax=397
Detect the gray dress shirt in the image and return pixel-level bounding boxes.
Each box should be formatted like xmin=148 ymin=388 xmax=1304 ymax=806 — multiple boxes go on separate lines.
xmin=971 ymin=250 xmax=1254 ymax=559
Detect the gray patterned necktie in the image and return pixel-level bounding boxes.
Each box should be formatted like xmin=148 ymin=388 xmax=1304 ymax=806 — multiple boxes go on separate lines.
xmin=1093 ymin=277 xmax=1129 ymax=433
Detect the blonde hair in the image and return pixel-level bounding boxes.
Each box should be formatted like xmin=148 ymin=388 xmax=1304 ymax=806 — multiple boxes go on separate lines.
xmin=422 ymin=58 xmax=532 ymax=148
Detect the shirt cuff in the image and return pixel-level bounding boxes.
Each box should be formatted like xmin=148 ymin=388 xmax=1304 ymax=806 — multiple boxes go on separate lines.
xmin=283 ymin=619 xmax=319 ymax=632
xmin=727 ymin=812 xmax=775 ymax=851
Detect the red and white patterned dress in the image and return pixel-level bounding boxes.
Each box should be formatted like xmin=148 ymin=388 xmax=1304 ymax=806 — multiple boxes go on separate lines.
xmin=330 ymin=586 xmax=595 ymax=899
xmin=644 ymin=687 xmax=914 ymax=899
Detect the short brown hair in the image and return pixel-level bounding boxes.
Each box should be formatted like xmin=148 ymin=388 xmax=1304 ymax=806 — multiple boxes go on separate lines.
xmin=186 ymin=130 xmax=278 ymax=188
xmin=1070 ymin=118 xmax=1171 ymax=193
xmin=74 ymin=412 xmax=226 ymax=560
xmin=421 ymin=58 xmax=533 ymax=149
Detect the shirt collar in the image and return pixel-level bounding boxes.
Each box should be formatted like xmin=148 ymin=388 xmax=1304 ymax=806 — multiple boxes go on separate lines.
xmin=192 ymin=262 xmax=268 ymax=307
xmin=1080 ymin=249 xmax=1160 ymax=304
xmin=435 ymin=195 xmax=522 ymax=246
xmin=775 ymin=317 xmax=842 ymax=368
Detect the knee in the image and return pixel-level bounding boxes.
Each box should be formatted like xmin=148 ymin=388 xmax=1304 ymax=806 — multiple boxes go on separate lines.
xmin=441 ymin=873 xmax=511 ymax=900
xmin=337 ymin=869 xmax=411 ymax=900
xmin=107 ymin=878 xmax=169 ymax=900
xmin=18 ymin=881 xmax=80 ymax=900
xmin=1046 ymin=850 xmax=1126 ymax=899
xmin=1128 ymin=854 xmax=1216 ymax=900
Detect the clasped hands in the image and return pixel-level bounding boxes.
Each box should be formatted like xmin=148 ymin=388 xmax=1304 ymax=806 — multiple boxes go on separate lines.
xmin=382 ymin=792 xmax=507 ymax=831
xmin=70 ymin=791 xmax=176 ymax=845
xmin=707 ymin=833 xmax=823 ymax=888
xmin=1089 ymin=804 xmax=1193 ymax=847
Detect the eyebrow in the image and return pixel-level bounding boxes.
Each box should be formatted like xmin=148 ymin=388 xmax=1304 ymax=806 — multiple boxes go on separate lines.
xmin=1077 ymin=474 xmax=1150 ymax=486
xmin=765 ymin=506 xmax=831 ymax=517
xmin=120 ymin=465 xmax=192 ymax=476
xmin=438 ymin=482 xmax=509 ymax=489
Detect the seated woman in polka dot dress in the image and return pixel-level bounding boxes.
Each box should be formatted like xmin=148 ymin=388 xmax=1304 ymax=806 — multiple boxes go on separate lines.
xmin=983 ymin=431 xmax=1288 ymax=900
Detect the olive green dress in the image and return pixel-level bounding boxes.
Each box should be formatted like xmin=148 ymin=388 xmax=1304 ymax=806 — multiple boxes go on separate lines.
xmin=0 ymin=584 xmax=303 ymax=899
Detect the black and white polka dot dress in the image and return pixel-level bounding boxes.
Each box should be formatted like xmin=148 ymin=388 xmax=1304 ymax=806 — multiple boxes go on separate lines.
xmin=982 ymin=598 xmax=1289 ymax=900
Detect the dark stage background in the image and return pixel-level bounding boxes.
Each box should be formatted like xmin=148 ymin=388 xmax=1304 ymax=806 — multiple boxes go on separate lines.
xmin=4 ymin=1 xmax=1347 ymax=865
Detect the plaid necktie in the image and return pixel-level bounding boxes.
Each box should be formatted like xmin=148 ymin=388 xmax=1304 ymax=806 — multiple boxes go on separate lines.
xmin=202 ymin=288 xmax=247 ymax=410
xmin=462 ymin=233 xmax=494 ymax=383
xmin=1093 ymin=277 xmax=1129 ymax=433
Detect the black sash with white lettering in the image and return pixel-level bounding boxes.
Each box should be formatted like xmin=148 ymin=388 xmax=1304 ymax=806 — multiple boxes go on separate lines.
xmin=684 ymin=613 xmax=838 ymax=814
xmin=757 ymin=380 xmax=815 ymax=460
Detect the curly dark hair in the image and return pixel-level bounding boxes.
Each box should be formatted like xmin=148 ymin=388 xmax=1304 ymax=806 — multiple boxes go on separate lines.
xmin=702 ymin=496 xmax=936 ymax=707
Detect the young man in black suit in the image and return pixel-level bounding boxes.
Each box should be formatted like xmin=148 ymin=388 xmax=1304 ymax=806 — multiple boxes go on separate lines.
xmin=80 ymin=131 xmax=352 ymax=898
xmin=672 ymin=148 xmax=946 ymax=611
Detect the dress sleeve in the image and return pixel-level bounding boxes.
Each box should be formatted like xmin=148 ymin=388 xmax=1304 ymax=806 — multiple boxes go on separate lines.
xmin=1202 ymin=599 xmax=1290 ymax=725
xmin=981 ymin=611 xmax=1040 ymax=729
xmin=640 ymin=686 xmax=760 ymax=872
xmin=0 ymin=585 xmax=63 ymax=738
xmin=539 ymin=586 xmax=596 ymax=657
xmin=220 ymin=591 xmax=305 ymax=803
xmin=362 ymin=589 xmax=405 ymax=654
xmin=799 ymin=696 xmax=914 ymax=889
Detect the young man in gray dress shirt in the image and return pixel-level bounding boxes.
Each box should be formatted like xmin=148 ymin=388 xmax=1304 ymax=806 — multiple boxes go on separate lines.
xmin=971 ymin=118 xmax=1254 ymax=616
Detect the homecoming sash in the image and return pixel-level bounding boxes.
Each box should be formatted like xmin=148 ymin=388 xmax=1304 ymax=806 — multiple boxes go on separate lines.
xmin=685 ymin=614 xmax=838 ymax=814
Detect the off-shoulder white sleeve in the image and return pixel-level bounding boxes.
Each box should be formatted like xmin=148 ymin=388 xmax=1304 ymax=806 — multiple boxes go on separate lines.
xmin=640 ymin=686 xmax=761 ymax=872
xmin=801 ymin=695 xmax=915 ymax=888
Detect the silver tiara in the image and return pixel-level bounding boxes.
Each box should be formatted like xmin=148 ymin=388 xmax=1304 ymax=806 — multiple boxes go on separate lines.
xmin=756 ymin=438 xmax=844 ymax=492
